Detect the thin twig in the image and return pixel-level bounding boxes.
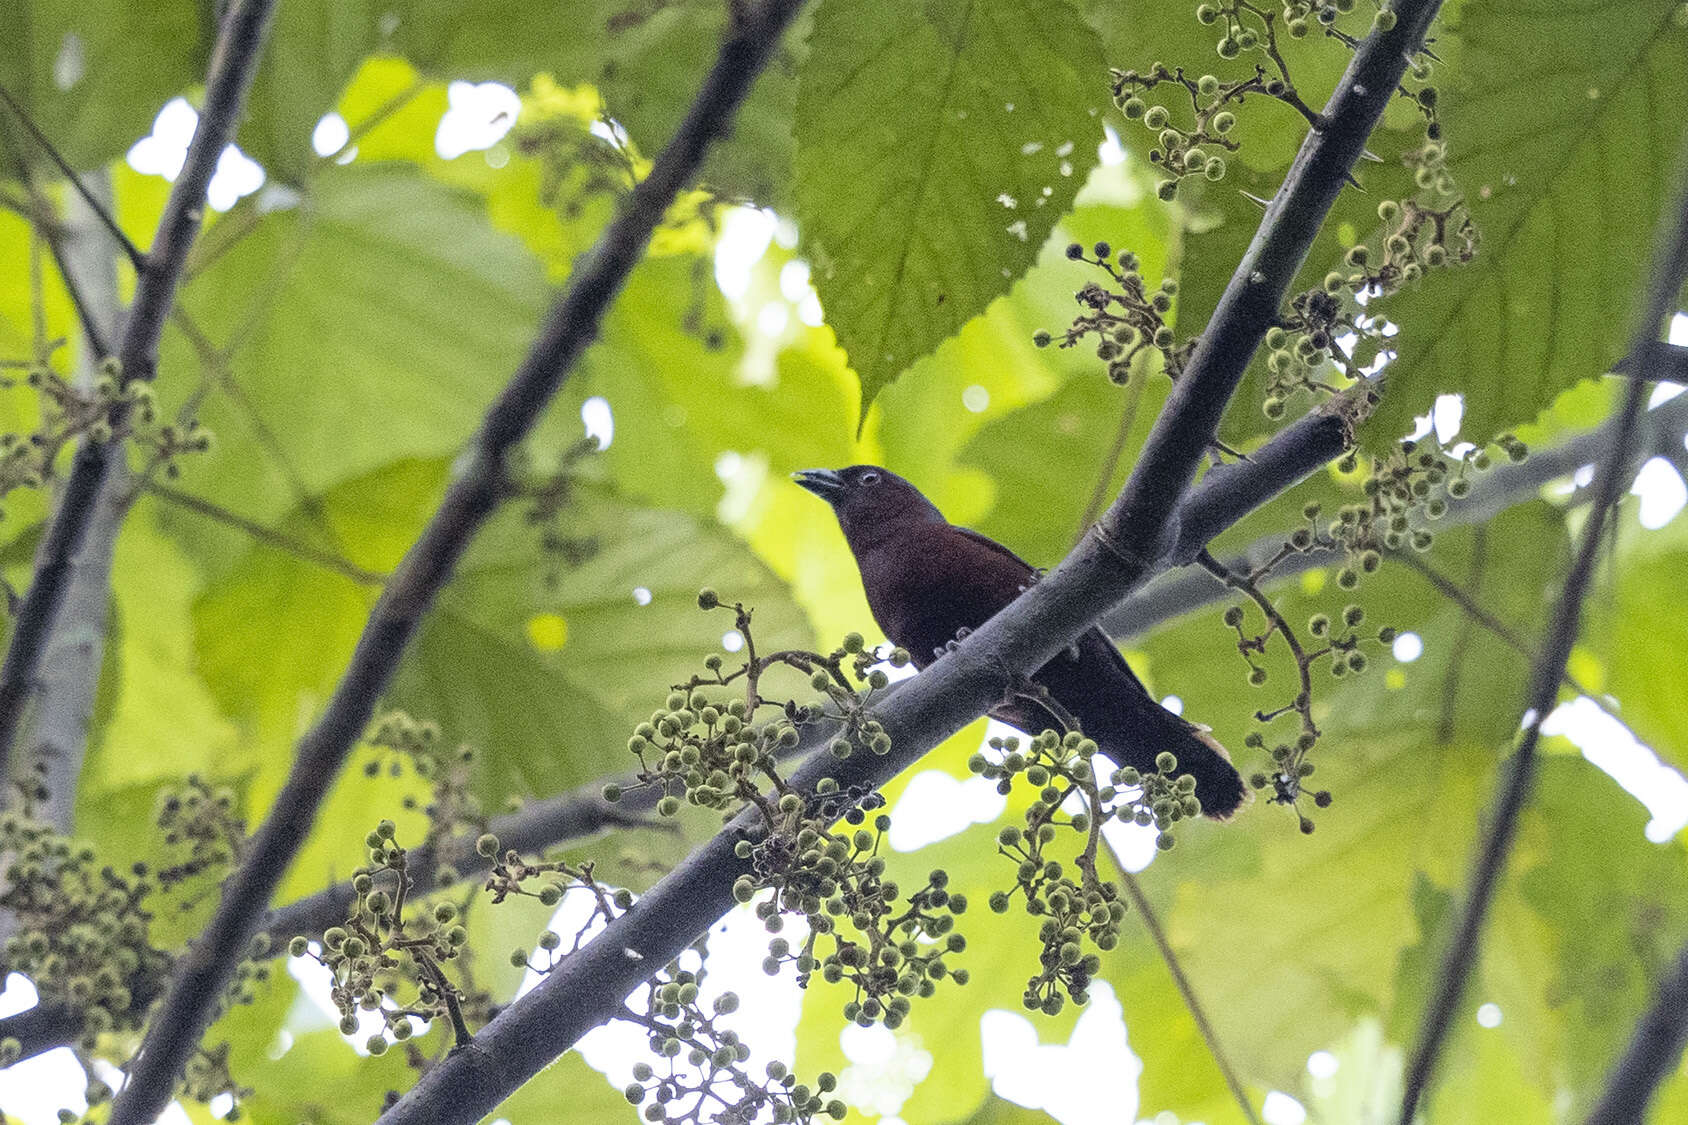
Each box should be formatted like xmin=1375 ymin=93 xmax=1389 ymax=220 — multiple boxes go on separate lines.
xmin=0 ymin=79 xmax=147 ymax=270
xmin=143 ymin=482 xmax=387 ymax=586
xmin=1111 ymin=851 xmax=1263 ymax=1125
xmin=1397 ymin=153 xmax=1688 ymax=1123
xmin=106 ymin=2 xmax=810 ymax=1120
xmin=0 ymin=122 xmax=112 ymax=360
xmin=1433 ymin=526 xmax=1484 ymax=745
xmin=0 ymin=0 xmax=280 ymax=791
xmin=372 ymin=10 xmax=1443 ymax=1122
xmin=1396 ymin=547 xmax=1604 ymax=703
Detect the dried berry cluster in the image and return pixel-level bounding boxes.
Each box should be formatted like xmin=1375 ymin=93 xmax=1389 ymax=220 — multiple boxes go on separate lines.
xmin=512 ymin=434 xmax=605 ymax=588
xmin=1033 ymin=244 xmax=1188 ymax=383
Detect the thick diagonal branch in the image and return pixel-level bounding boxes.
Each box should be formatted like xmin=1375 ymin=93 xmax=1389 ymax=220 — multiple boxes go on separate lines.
xmin=374 ymin=9 xmax=1442 ymax=1123
xmin=0 ymin=0 xmax=279 ymax=787
xmin=104 ymin=5 xmax=808 ymax=1123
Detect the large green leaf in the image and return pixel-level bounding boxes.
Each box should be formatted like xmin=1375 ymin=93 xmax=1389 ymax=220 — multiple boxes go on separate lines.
xmin=1516 ymin=758 xmax=1688 ymax=1112
xmin=78 ymin=503 xmax=246 ymax=797
xmin=1367 ymin=0 xmax=1688 ymax=444
xmin=794 ymin=0 xmax=1104 ymax=420
xmin=159 ymin=163 xmax=549 ymax=563
xmin=0 ymin=1 xmax=206 ymax=177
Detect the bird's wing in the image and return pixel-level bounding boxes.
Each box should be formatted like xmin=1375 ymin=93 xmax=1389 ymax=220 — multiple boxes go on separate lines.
xmin=947 ymin=525 xmax=1040 ymax=577
xmin=949 ymin=526 xmax=1155 ymax=698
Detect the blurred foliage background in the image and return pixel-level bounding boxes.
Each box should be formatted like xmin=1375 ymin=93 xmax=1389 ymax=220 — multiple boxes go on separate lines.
xmin=3 ymin=1 xmax=1688 ymax=1124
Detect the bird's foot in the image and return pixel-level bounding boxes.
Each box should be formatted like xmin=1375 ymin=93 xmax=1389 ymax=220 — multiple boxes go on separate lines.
xmin=933 ymin=625 xmax=974 ymax=661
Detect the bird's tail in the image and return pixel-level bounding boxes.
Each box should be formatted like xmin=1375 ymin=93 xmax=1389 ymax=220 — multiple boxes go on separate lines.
xmin=1178 ymin=722 xmax=1250 ymax=820
xmin=1103 ymin=701 xmax=1248 ymax=820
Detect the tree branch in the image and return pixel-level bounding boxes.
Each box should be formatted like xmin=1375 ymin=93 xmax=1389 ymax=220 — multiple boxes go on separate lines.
xmin=0 ymin=80 xmax=147 ymax=271
xmin=1612 ymin=339 xmax=1688 ymax=382
xmin=28 ymin=172 xmax=130 ymax=833
xmin=0 ymin=0 xmax=279 ymax=790
xmin=143 ymin=481 xmax=387 ymax=586
xmin=104 ymin=4 xmax=809 ymax=1122
xmin=373 ymin=10 xmax=1442 ymax=1122
xmin=1101 ymin=390 xmax=1688 ymax=640
xmin=1396 ymin=150 xmax=1688 ymax=1125
xmin=1112 ymin=856 xmax=1262 ymax=1125
xmin=1583 ymin=941 xmax=1688 ymax=1125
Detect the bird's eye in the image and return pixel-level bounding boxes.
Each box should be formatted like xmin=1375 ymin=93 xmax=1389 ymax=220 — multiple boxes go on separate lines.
xmin=859 ymin=471 xmax=881 ymax=486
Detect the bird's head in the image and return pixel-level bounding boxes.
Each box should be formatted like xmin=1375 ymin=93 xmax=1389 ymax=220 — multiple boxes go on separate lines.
xmin=792 ymin=465 xmax=944 ymax=543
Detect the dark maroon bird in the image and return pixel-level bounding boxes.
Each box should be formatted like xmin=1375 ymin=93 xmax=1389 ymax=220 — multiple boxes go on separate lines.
xmin=795 ymin=465 xmax=1246 ymax=819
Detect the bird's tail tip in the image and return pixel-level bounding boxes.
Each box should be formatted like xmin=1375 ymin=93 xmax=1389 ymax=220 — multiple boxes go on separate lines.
xmin=1184 ymin=722 xmax=1251 ymax=821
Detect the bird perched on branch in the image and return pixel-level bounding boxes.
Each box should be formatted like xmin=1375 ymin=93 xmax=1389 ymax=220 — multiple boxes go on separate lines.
xmin=794 ymin=465 xmax=1246 ymax=819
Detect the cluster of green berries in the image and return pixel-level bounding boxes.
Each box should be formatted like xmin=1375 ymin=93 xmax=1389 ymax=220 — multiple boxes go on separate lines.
xmin=0 ymin=813 xmax=172 ymax=1053
xmin=1110 ymin=63 xmax=1251 ymax=201
xmin=0 ymin=353 xmax=208 ymax=523
xmin=625 ymin=960 xmax=846 ymax=1124
xmin=153 ymin=774 xmax=246 ymax=891
xmin=1331 ymin=435 xmax=1519 ymax=571
xmin=294 ymin=823 xmax=475 ymax=1054
xmin=622 ymin=687 xmax=789 ymax=816
xmin=1259 ymin=303 xmax=1349 ymax=419
xmin=1034 ymin=244 xmax=1188 ymax=384
xmin=736 ymin=809 xmax=969 ymax=1031
xmin=364 ymin=711 xmax=483 ymax=848
xmin=973 ymin=730 xmax=1195 ymax=1013
xmin=1331 ymin=195 xmax=1476 ymax=303
xmin=180 ymin=1041 xmax=250 ymax=1119
xmin=611 ymin=599 xmax=909 ymax=817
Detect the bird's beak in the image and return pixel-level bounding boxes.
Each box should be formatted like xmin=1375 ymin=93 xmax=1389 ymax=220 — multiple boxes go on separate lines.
xmin=792 ymin=468 xmax=847 ymax=502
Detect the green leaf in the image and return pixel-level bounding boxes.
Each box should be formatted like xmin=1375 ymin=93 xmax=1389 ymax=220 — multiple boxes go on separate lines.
xmin=795 ymin=0 xmax=1104 ymax=420
xmin=159 ymin=164 xmax=548 ymax=556
xmin=78 ymin=503 xmax=246 ymax=797
xmin=1367 ymin=1 xmax=1688 ymax=444
xmin=593 ymin=0 xmax=800 ymax=206
xmin=0 ymin=2 xmax=206 ymax=176
xmin=1117 ymin=730 xmax=1491 ymax=1093
xmin=235 ymin=0 xmax=608 ymax=183
xmin=191 ymin=459 xmax=809 ymax=897
xmin=1518 ymin=757 xmax=1688 ymax=1111
xmin=1587 ymin=542 xmax=1688 ymax=771
xmin=477 ymin=1049 xmax=638 ymax=1125
xmin=961 ymin=374 xmax=1169 ymax=567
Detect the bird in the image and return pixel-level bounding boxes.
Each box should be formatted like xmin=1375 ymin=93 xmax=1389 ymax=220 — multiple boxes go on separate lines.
xmin=794 ymin=464 xmax=1247 ymax=819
